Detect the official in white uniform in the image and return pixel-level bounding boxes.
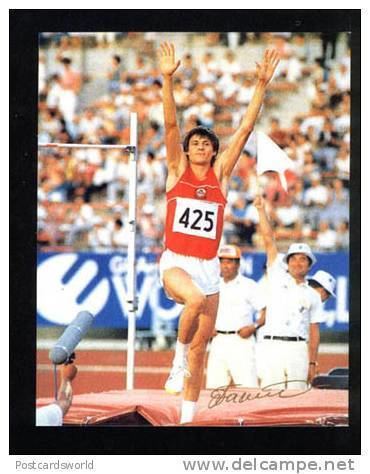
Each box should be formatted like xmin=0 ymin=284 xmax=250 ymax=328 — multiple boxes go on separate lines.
xmin=254 ymin=196 xmax=325 ymax=390
xmin=206 ymin=245 xmax=265 ymax=389
xmin=308 ymin=270 xmax=336 ymax=303
xmin=307 ymin=270 xmax=336 ymax=382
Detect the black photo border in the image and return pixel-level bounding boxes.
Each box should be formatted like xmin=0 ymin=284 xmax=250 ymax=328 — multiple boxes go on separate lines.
xmin=10 ymin=9 xmax=361 ymax=455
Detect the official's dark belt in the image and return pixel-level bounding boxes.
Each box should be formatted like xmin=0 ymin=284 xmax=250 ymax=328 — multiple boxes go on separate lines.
xmin=264 ymin=335 xmax=306 ymax=342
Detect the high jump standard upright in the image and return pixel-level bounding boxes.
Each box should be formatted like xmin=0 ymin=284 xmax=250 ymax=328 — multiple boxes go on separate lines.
xmin=38 ymin=112 xmax=139 ymax=390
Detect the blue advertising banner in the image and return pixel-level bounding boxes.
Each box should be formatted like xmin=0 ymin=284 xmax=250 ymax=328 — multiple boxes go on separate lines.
xmin=37 ymin=252 xmax=349 ymax=332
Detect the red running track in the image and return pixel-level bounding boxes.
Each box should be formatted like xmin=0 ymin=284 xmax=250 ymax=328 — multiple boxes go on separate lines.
xmin=36 ymin=349 xmax=348 ymax=398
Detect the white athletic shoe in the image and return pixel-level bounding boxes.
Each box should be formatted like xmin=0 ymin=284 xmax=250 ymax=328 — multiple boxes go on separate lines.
xmin=165 ymin=364 xmax=191 ymax=395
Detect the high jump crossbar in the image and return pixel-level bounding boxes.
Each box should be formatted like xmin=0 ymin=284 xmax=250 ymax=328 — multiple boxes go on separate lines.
xmin=38 ymin=112 xmax=139 ymax=391
xmin=38 ymin=143 xmax=135 ymax=152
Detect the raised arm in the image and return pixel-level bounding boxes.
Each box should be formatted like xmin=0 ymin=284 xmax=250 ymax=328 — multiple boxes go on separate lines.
xmin=253 ymin=195 xmax=278 ymax=266
xmin=215 ymin=50 xmax=280 ymax=179
xmin=157 ymin=42 xmax=186 ymax=177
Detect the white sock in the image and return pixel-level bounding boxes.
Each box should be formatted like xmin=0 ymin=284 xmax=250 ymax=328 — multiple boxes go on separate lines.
xmin=180 ymin=400 xmax=196 ymax=424
xmin=173 ymin=340 xmax=189 ymax=367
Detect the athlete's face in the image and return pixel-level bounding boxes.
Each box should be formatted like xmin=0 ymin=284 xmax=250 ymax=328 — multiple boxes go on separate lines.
xmin=287 ymin=253 xmax=311 ymax=281
xmin=187 ymin=135 xmax=216 ymax=165
xmin=219 ymin=258 xmax=239 ymax=282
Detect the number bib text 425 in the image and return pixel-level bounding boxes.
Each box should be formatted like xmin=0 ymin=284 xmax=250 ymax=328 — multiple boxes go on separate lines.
xmin=172 ymin=197 xmax=218 ymax=240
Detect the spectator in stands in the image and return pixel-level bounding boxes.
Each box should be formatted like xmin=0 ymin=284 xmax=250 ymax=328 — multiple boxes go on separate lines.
xmin=65 ymin=197 xmax=95 ymax=246
xmin=112 ymin=217 xmax=129 ymax=250
xmin=79 ymin=108 xmax=102 ymax=137
xmin=303 ymin=172 xmax=329 ymax=228
xmin=87 ymin=216 xmax=112 ymax=251
xmin=332 ymin=61 xmax=350 ymax=93
xmin=141 ymin=121 xmax=163 ymax=154
xmin=220 ymin=50 xmax=242 ymax=75
xmin=106 ymin=152 xmax=130 ymax=204
xmin=335 ymin=220 xmax=349 ymax=250
xmin=287 ymin=178 xmax=305 ymax=207
xmin=38 ymin=108 xmax=64 ymax=144
xmin=302 ymin=151 xmax=320 ymax=181
xmin=39 ymin=52 xmax=47 ymax=97
xmin=138 ymin=151 xmax=166 ymax=203
xmin=198 ymin=51 xmax=218 ymax=84
xmin=37 ymin=33 xmax=351 ymax=254
xmin=224 ymin=196 xmax=257 ymax=246
xmin=58 ymin=57 xmax=81 ymax=126
xmin=96 ymin=32 xmax=120 ymax=46
xmin=137 ymin=204 xmax=163 ymax=252
xmin=334 ymin=143 xmax=350 ymax=185
xmin=179 ymin=53 xmax=198 ymax=89
xmin=236 ymin=74 xmax=255 ymax=107
xmin=271 ymin=197 xmax=302 ymax=241
xmin=320 ymin=32 xmax=339 ymax=66
xmin=107 ymin=55 xmax=122 ymax=93
xmin=315 ymin=119 xmax=341 ymax=173
xmin=268 ymin=117 xmax=288 ymax=148
xmin=45 ymin=74 xmax=63 ymax=115
xmin=304 ymin=172 xmax=329 ymax=206
xmin=321 ymin=178 xmax=349 ymax=227
xmin=332 ymin=97 xmax=350 ymax=136
xmin=183 ymin=91 xmax=215 ymax=129
xmin=315 ymin=220 xmax=337 ymax=251
xmin=172 ymin=77 xmax=191 ymax=108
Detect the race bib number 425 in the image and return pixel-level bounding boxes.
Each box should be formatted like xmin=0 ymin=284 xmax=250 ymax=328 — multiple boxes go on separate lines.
xmin=172 ymin=198 xmax=218 ymax=240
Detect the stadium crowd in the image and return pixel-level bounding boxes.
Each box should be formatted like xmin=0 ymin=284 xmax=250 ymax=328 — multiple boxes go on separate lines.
xmin=37 ymin=32 xmax=350 ymax=254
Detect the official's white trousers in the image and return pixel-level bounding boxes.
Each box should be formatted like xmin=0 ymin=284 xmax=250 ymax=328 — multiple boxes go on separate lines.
xmin=206 ymin=333 xmax=258 ymax=389
xmin=258 ymin=340 xmax=308 ymax=390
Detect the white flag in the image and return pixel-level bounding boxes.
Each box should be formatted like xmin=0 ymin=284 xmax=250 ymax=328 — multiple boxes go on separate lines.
xmin=256 ymin=131 xmax=294 ymax=191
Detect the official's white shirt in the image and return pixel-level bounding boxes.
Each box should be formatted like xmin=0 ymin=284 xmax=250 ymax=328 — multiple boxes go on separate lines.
xmin=215 ymin=274 xmax=265 ymax=332
xmin=263 ymin=258 xmax=324 ymax=339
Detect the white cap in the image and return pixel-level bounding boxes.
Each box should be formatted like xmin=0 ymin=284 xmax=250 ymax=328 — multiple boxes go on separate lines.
xmin=308 ymin=270 xmax=336 ymax=297
xmin=218 ymin=244 xmax=241 ymax=259
xmin=283 ymin=242 xmax=317 ymax=267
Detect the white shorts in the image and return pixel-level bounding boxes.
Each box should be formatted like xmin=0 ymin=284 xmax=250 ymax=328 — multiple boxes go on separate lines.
xmin=159 ymin=249 xmax=220 ymax=297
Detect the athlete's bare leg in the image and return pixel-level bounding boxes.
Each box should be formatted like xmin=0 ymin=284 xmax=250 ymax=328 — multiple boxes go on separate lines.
xmin=163 ymin=267 xmax=207 ymax=344
xmin=184 ymin=293 xmax=219 ymax=401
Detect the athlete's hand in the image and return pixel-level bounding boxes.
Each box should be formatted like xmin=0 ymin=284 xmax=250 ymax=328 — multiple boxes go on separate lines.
xmin=237 ymin=325 xmax=256 ymax=339
xmin=255 ymin=49 xmax=280 ymax=85
xmin=158 ymin=42 xmax=181 ymax=77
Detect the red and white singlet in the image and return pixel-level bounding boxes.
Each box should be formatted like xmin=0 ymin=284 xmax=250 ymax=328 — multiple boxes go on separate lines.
xmin=164 ymin=165 xmax=227 ymax=259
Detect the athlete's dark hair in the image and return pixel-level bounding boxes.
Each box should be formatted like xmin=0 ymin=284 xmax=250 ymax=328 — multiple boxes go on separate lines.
xmin=183 ymin=126 xmax=220 ymax=166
